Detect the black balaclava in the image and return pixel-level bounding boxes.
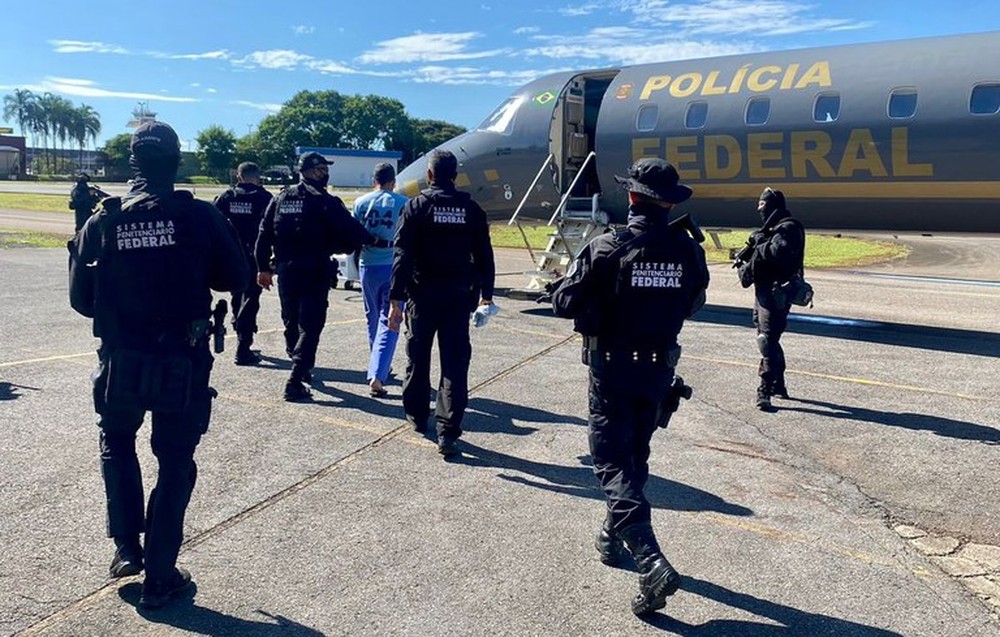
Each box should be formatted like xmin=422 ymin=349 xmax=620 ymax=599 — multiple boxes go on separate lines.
xmin=758 ymin=187 xmax=786 ymax=224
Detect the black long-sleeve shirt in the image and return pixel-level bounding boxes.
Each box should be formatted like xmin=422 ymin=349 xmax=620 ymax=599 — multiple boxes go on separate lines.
xmin=255 ymin=181 xmax=375 ymax=272
xmin=551 ymin=206 xmax=709 ymax=350
xmin=389 ymin=184 xmax=495 ymax=309
xmin=213 ymin=182 xmax=273 ymax=258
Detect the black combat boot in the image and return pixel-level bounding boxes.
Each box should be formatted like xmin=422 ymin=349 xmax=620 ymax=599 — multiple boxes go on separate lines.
xmin=109 ymin=536 xmax=143 ymax=578
xmin=620 ymin=523 xmax=680 ymax=616
xmin=234 ymin=342 xmax=261 ymax=366
xmin=756 ymin=384 xmax=774 ymax=411
xmin=595 ymin=518 xmax=630 ymax=568
xmin=139 ymin=567 xmax=193 ymax=609
xmin=771 ymin=378 xmax=789 ymax=399
xmin=284 ymin=378 xmax=312 ymax=402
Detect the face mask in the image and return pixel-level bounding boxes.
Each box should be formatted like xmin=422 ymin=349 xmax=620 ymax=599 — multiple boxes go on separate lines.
xmin=304 ymin=173 xmax=329 ymax=190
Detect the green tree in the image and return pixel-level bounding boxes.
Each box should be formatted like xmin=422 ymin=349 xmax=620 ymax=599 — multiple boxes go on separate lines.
xmin=409 ymin=119 xmax=467 ymax=164
xmin=2 ymin=89 xmax=36 ymax=137
xmin=234 ymin=132 xmax=263 ymax=168
xmin=255 ymin=90 xmax=347 ymax=169
xmin=195 ymin=125 xmax=237 ymax=181
xmin=99 ymin=133 xmax=133 ymax=179
xmin=341 ymin=95 xmax=413 ymax=152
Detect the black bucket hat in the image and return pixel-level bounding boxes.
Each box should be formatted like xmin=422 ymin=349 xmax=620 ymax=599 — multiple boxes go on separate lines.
xmin=614 ymin=158 xmax=692 ymax=204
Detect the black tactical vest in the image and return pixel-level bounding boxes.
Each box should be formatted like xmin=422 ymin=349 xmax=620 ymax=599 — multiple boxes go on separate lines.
xmin=600 ymin=225 xmax=703 ymax=351
xmin=94 ymin=191 xmax=210 ymax=343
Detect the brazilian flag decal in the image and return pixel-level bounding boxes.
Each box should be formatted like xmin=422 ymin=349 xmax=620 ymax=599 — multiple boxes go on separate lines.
xmin=532 ymin=91 xmax=556 ymax=106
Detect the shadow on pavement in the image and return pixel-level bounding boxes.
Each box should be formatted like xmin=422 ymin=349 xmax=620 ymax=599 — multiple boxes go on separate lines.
xmin=455 ymin=443 xmax=753 ymax=517
xmin=690 ymin=304 xmax=1000 ymax=358
xmin=641 ymin=575 xmax=903 ymax=636
xmin=464 ymin=396 xmax=587 ymax=435
xmin=781 ymin=397 xmax=1000 ymax=444
xmin=118 ymin=582 xmax=327 ymax=636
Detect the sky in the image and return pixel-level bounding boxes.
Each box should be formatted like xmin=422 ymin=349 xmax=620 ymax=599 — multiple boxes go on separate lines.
xmin=3 ymin=0 xmax=1000 ymax=150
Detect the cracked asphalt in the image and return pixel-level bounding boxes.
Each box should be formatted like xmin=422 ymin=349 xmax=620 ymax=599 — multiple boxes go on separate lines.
xmin=1 ymin=229 xmax=999 ymax=636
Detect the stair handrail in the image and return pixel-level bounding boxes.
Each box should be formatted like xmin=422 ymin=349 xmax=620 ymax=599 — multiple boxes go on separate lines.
xmin=507 ymin=153 xmax=555 ymax=226
xmin=546 ymin=151 xmax=597 ymax=226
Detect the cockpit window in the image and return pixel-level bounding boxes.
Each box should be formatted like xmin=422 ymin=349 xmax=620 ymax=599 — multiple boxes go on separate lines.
xmin=477 ymin=96 xmax=524 ymax=134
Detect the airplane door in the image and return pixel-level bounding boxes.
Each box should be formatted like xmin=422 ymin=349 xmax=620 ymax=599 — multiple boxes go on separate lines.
xmin=549 ymin=72 xmax=618 ymax=198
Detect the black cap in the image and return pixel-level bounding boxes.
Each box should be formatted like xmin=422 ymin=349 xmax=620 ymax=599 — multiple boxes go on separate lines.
xmin=759 ymin=187 xmax=786 ymax=214
xmin=77 ymin=172 xmax=90 ymax=181
xmin=130 ymin=121 xmax=180 ymax=156
xmin=614 ymin=158 xmax=692 ymax=204
xmin=298 ymin=152 xmax=334 ymax=171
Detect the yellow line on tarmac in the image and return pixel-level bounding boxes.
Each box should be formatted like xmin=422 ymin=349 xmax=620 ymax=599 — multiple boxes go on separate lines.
xmin=687 ymin=354 xmax=987 ymax=401
xmin=0 ymin=319 xmax=364 ymax=369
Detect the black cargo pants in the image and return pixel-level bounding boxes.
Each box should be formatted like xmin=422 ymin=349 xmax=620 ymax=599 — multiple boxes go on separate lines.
xmin=753 ymin=286 xmax=791 ymax=391
xmin=587 ymin=358 xmax=674 ymax=532
xmin=276 ymin=261 xmax=330 ymax=381
xmin=231 ymin=254 xmax=262 ymax=349
xmin=402 ymin=297 xmax=471 ymax=439
xmin=92 ymin=343 xmax=214 ymax=581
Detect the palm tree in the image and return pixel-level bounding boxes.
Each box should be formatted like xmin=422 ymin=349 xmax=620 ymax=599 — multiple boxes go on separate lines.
xmin=79 ymin=104 xmax=101 ymax=168
xmin=2 ymin=89 xmax=36 ymax=136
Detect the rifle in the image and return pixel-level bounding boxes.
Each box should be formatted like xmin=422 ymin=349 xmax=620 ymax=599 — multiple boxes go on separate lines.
xmin=654 ymin=375 xmax=693 ymax=429
xmin=211 ymin=299 xmax=228 ymax=353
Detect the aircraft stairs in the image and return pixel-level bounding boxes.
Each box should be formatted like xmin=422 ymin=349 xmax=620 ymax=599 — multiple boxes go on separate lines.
xmin=507 ymin=152 xmax=610 ymax=300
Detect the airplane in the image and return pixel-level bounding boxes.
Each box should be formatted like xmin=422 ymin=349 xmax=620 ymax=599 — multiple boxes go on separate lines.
xmin=395 ymin=31 xmax=1000 ymax=236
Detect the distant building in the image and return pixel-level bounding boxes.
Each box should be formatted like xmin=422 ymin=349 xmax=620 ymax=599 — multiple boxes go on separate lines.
xmin=0 ymin=134 xmax=26 ymax=176
xmin=127 ymin=102 xmax=157 ymax=128
xmin=294 ymin=147 xmax=404 ymax=188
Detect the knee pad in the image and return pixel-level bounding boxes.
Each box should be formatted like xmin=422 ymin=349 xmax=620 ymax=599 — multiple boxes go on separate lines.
xmin=756 ymin=333 xmax=770 ymax=356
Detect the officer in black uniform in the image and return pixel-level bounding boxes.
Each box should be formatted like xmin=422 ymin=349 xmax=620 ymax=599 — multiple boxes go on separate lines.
xmin=386 ymin=150 xmax=495 ymax=457
xmin=213 ymin=161 xmax=273 ymax=365
xmin=550 ymin=158 xmax=709 ymax=616
xmin=69 ymin=173 xmax=109 ymax=233
xmin=69 ymin=121 xmax=247 ymax=609
xmin=736 ymin=188 xmax=806 ymax=411
xmin=255 ymin=151 xmax=387 ymax=402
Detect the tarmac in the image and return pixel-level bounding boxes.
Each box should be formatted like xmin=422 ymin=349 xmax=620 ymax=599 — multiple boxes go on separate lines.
xmin=1 ymin=221 xmax=999 ymax=636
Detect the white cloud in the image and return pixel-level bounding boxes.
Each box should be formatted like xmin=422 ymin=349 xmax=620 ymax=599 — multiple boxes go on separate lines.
xmin=559 ymin=3 xmax=605 ymax=17
xmin=357 ymin=32 xmax=507 ymax=65
xmin=292 ymin=25 xmax=315 ymax=35
xmin=49 ymin=40 xmax=128 ymax=54
xmin=305 ymin=59 xmax=357 ymax=74
xmin=514 ymin=26 xmax=540 ymax=35
xmin=621 ymin=0 xmax=872 ymax=36
xmin=231 ymin=100 xmax=283 ymax=113
xmin=23 ymin=77 xmax=197 ymax=103
xmin=206 ymin=88 xmax=218 ymax=93
xmin=408 ymin=65 xmax=569 ymax=86
xmin=236 ymin=50 xmax=314 ymax=70
xmin=524 ymin=26 xmax=754 ymax=65
xmin=164 ymin=50 xmax=231 ymax=60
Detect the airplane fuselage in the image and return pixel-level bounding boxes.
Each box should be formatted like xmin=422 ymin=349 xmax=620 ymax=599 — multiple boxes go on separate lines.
xmin=396 ymin=31 xmax=1000 ymax=233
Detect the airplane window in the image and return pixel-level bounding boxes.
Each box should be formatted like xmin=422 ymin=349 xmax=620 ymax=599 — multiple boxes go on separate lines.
xmin=636 ymin=104 xmax=659 ymax=132
xmin=970 ymin=84 xmax=1000 ymax=115
xmin=745 ymin=97 xmax=770 ymax=125
xmin=888 ymin=88 xmax=918 ymax=118
xmin=813 ymin=94 xmax=841 ymax=123
xmin=477 ymin=96 xmax=524 ymax=134
xmin=685 ymin=102 xmax=708 ymax=129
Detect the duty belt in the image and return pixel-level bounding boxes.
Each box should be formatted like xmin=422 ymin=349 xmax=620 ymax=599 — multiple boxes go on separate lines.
xmin=581 ymin=338 xmax=681 ymax=368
